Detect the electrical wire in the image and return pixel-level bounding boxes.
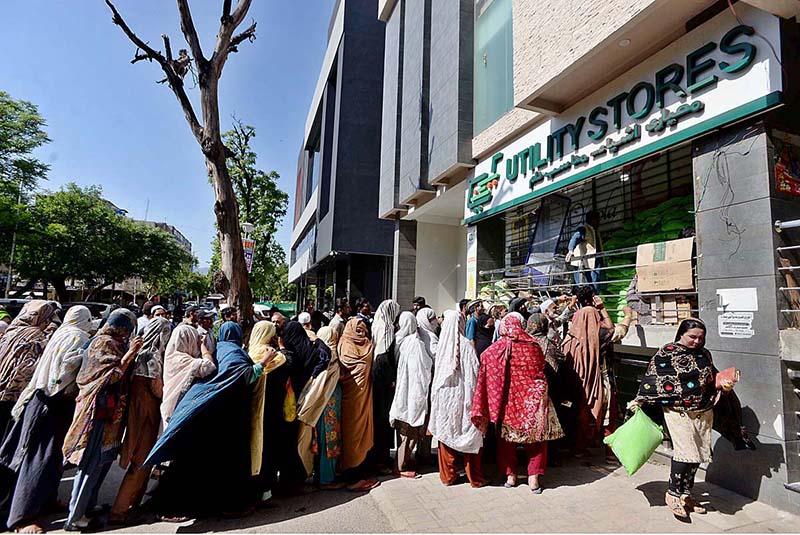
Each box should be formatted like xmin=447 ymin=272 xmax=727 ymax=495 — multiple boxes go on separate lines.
xmin=726 ymin=0 xmax=789 ymax=91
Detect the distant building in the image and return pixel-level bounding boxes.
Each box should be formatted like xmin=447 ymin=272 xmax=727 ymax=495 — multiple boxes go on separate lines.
xmin=136 ymin=220 xmax=193 ymax=253
xmin=288 ymin=0 xmax=394 ymax=312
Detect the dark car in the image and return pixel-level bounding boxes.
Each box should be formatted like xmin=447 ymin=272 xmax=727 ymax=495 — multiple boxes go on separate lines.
xmin=0 ymin=298 xmax=29 ymax=319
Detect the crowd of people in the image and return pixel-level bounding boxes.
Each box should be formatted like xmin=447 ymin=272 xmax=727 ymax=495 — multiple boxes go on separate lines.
xmin=0 ymin=287 xmax=749 ymax=532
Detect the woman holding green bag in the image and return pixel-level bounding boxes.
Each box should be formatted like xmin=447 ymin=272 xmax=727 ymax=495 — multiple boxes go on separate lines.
xmin=634 ymin=318 xmax=732 ymax=520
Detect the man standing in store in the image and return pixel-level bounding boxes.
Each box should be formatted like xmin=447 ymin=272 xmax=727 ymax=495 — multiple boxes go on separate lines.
xmin=565 ymin=210 xmax=604 ymax=294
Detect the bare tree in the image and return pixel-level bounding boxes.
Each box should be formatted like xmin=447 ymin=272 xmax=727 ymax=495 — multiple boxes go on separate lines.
xmin=103 ymin=0 xmax=258 ymax=325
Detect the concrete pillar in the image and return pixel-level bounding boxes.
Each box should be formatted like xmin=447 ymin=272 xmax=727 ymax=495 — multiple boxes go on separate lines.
xmin=392 ymin=219 xmax=417 ymax=309
xmin=693 ymin=123 xmax=799 ymax=514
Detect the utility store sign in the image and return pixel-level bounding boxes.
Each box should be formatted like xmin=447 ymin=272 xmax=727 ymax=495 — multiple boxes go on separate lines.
xmin=465 ymin=5 xmax=782 ymax=222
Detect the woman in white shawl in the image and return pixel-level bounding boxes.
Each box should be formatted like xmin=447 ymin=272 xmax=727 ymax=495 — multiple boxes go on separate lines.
xmin=160 ymin=325 xmax=216 ymax=427
xmin=389 ymin=312 xmax=433 ymax=478
xmin=416 ymin=308 xmax=439 ymax=465
xmin=0 ymin=305 xmax=93 ymax=533
xmin=428 ymin=310 xmax=486 ymax=487
xmin=370 ymin=299 xmax=401 ymax=470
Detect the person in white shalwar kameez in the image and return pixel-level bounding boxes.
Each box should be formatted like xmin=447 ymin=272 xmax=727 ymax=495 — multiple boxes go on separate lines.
xmin=428 ymin=310 xmax=487 ymax=487
xmin=389 ymin=312 xmax=433 ymax=477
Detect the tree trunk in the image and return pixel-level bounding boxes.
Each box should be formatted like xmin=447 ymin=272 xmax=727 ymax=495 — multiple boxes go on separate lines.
xmin=200 ymin=70 xmax=254 ymax=332
xmin=51 ymin=279 xmax=69 ymax=303
xmin=209 ymin=153 xmax=254 ymax=330
xmin=86 ymin=280 xmax=114 ymax=302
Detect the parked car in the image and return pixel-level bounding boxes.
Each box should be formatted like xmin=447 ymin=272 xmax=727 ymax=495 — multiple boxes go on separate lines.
xmin=0 ymin=298 xmax=30 ymax=319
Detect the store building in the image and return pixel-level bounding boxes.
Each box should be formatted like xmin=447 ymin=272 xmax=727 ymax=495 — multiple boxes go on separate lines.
xmin=378 ymin=0 xmax=800 ymax=514
xmin=289 ymin=0 xmax=394 ymax=311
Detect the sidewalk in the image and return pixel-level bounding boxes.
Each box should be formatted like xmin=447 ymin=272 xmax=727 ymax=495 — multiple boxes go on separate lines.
xmin=47 ymin=453 xmax=800 ymax=533
xmin=369 ymin=455 xmax=800 ymax=533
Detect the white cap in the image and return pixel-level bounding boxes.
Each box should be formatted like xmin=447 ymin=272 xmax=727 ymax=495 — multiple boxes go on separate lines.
xmin=298 ymin=312 xmax=312 ymax=325
xmin=539 ymin=299 xmax=555 ymax=314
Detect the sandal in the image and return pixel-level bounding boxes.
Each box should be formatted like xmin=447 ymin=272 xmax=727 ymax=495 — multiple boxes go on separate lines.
xmin=681 ymin=494 xmax=707 ymax=514
xmin=347 ymin=479 xmax=381 ymax=492
xmin=399 ymin=471 xmax=421 ymax=479
xmin=665 ymin=491 xmax=688 ymax=519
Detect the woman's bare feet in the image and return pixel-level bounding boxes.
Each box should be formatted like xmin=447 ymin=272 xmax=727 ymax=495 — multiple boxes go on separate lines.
xmin=14 ymin=523 xmax=44 ymax=534
xmin=503 ymin=475 xmax=517 ymax=488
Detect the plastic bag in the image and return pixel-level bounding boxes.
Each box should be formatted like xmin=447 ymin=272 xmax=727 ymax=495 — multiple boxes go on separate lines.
xmin=603 ymin=407 xmax=663 ymax=476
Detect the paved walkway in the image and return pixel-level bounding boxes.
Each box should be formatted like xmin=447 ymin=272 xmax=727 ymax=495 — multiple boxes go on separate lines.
xmin=43 ymin=452 xmax=799 ymax=533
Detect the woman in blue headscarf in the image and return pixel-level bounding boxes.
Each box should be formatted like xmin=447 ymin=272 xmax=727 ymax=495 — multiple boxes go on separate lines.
xmin=145 ymin=321 xmax=276 ymax=521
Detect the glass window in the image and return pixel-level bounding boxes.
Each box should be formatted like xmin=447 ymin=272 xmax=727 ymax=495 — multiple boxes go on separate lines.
xmin=474 ymin=0 xmax=513 ymax=135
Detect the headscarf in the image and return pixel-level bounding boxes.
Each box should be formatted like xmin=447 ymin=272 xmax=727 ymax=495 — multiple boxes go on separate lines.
xmin=282 ymin=321 xmax=332 ymax=393
xmin=337 ymin=317 xmax=374 ymax=471
xmin=636 ymin=342 xmax=716 ymax=411
xmin=561 ymin=306 xmax=604 ymax=427
xmin=297 ymin=325 xmax=342 ymax=476
xmin=133 ymin=316 xmax=171 ymax=379
xmin=471 ymin=314 xmax=561 ymax=444
xmin=248 ymin=320 xmax=285 ymax=374
xmin=508 ymin=297 xmax=530 ymax=321
xmin=0 ymin=300 xmax=58 ymax=403
xmin=428 ymin=310 xmax=483 ymax=454
xmin=248 ymin=320 xmax=285 ymax=475
xmin=62 ymin=313 xmax=133 ymax=466
xmin=473 ymin=313 xmax=495 ymax=357
xmin=145 ymin=324 xmax=257 ymax=468
xmin=416 ymin=308 xmax=439 ymax=358
xmin=219 ymin=321 xmax=243 ymax=347
xmin=110 ymin=309 xmax=138 ymax=345
xmin=539 ymin=299 xmax=555 ymax=315
xmin=371 ymin=300 xmax=400 ymax=356
xmin=389 ymin=312 xmax=434 ymax=429
xmin=11 ymin=305 xmax=93 ymax=419
xmin=161 ymin=324 xmax=216 ymax=426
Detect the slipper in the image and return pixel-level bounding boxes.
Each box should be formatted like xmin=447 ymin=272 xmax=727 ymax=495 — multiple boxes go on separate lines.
xmin=347 ymin=479 xmax=380 ymax=492
xmin=531 ymin=486 xmax=544 ymax=495
xmin=400 ymin=471 xmax=421 ymax=479
xmin=157 ymin=515 xmax=192 ymax=523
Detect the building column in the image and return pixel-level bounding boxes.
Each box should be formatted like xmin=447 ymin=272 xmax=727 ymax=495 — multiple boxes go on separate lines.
xmin=392 ymin=219 xmax=417 ymax=309
xmin=693 ymin=123 xmax=798 ymax=513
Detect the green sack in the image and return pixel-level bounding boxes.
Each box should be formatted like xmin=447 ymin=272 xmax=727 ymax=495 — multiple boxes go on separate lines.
xmin=603 ymin=407 xmax=663 ymax=476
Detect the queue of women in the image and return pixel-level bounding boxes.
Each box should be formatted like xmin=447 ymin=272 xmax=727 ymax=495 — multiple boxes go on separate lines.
xmin=0 ymin=289 xmax=749 ymax=532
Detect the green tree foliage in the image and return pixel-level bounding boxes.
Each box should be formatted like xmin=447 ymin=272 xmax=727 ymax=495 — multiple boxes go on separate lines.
xmin=15 ymin=183 xmax=194 ymax=302
xmin=0 ymin=91 xmax=50 ymax=198
xmin=0 ymin=92 xmax=50 ymax=257
xmin=209 ymin=119 xmax=291 ymax=300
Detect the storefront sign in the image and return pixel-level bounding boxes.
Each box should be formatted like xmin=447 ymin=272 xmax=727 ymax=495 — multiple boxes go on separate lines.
xmin=465 ymin=5 xmax=782 ymax=222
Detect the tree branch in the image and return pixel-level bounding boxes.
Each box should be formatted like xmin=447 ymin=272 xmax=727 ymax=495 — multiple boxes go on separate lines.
xmin=131 ymin=48 xmax=151 ymax=64
xmin=212 ymin=0 xmax=254 ymax=73
xmin=104 ymin=0 xmax=167 ymax=67
xmin=104 ymin=0 xmax=204 ymax=146
xmin=222 ymin=0 xmax=233 ymax=23
xmin=228 ymin=21 xmax=257 ymax=54
xmin=230 ymin=0 xmax=252 ymax=28
xmin=162 ymin=34 xmax=173 ymax=62
xmin=175 ymin=0 xmax=206 ymax=66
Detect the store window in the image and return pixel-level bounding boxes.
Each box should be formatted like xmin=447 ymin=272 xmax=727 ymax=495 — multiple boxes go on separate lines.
xmin=474 ymin=0 xmax=513 ymax=135
xmin=291 ymin=224 xmax=316 ymax=266
xmin=481 ymin=144 xmax=696 ymax=323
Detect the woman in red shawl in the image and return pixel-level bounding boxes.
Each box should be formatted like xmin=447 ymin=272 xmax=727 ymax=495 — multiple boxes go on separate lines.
xmin=471 ymin=313 xmax=563 ymax=493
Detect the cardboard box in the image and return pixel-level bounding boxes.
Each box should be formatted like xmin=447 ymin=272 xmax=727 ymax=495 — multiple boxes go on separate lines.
xmin=636 ymin=237 xmax=695 ymax=293
xmin=663 ymin=297 xmax=678 ymax=325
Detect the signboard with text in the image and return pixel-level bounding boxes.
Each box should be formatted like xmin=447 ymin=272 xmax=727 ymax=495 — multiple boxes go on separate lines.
xmin=243 ymin=238 xmax=255 ymax=274
xmin=465 ymin=4 xmax=782 ymax=223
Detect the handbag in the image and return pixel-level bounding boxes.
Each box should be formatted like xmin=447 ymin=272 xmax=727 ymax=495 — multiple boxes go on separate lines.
xmin=603 ymin=407 xmax=663 ymax=476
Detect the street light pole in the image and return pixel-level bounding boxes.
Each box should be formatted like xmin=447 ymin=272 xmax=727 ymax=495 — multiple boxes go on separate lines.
xmin=4 ymin=183 xmax=22 ymax=299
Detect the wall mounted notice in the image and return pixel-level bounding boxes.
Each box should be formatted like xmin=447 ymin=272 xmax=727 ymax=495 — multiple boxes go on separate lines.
xmin=719 ymin=312 xmax=755 ymax=338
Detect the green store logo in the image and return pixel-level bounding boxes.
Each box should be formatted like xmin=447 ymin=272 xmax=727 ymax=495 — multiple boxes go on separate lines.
xmin=468 ymin=24 xmax=756 ymax=214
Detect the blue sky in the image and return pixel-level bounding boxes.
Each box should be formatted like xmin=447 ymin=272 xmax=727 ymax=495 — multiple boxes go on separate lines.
xmin=0 ymin=0 xmax=336 ymax=268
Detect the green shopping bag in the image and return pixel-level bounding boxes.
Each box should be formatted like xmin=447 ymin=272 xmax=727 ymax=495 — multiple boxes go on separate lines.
xmin=603 ymin=407 xmax=663 ymax=476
